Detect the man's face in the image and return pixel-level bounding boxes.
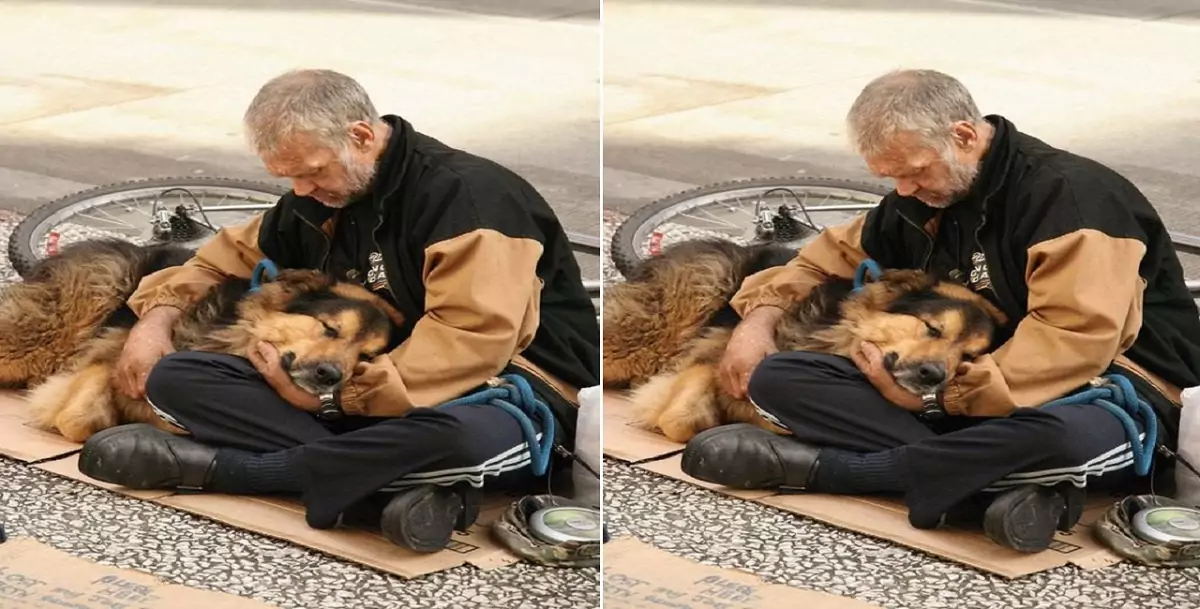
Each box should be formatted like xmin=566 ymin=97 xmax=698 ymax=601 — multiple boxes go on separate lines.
xmin=864 ymin=131 xmax=980 ymax=209
xmin=262 ymin=130 xmax=378 ymax=208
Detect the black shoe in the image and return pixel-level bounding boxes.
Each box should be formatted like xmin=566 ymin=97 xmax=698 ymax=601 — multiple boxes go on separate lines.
xmin=681 ymin=423 xmax=820 ymax=490
xmin=983 ymin=484 xmax=1080 ymax=553
xmin=78 ymin=424 xmax=218 ymax=490
xmin=379 ymin=484 xmax=481 ymax=553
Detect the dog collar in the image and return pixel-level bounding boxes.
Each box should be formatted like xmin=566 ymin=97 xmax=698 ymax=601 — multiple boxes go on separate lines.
xmin=316 ymin=390 xmax=344 ymax=421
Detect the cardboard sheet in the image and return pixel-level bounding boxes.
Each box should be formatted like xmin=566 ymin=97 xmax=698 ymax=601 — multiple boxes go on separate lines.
xmin=30 ymin=449 xmax=525 ymax=579
xmin=757 ymin=494 xmax=1122 ymax=579
xmin=0 ymin=537 xmax=275 ymax=608
xmin=614 ymin=384 xmax=1125 ymax=578
xmin=0 ymin=390 xmax=80 ymax=462
xmin=602 ymin=390 xmax=684 ymax=462
xmin=604 ymin=537 xmax=881 ymax=609
xmin=151 ymin=492 xmax=522 ymax=578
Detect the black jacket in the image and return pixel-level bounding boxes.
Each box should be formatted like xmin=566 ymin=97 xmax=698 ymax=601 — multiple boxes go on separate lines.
xmin=256 ymin=115 xmax=600 ymax=415
xmin=862 ymin=115 xmax=1200 ymax=418
xmin=732 ymin=114 xmax=1198 ymax=425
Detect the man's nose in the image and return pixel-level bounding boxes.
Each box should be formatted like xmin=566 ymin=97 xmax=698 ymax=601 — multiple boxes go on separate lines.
xmin=894 ymin=178 xmax=918 ymax=197
xmin=291 ymin=178 xmax=316 ymax=197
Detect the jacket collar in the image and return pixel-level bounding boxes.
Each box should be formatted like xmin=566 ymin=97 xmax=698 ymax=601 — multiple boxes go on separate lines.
xmin=366 ymin=114 xmax=416 ymax=211
xmin=893 ymin=114 xmax=1018 ymax=225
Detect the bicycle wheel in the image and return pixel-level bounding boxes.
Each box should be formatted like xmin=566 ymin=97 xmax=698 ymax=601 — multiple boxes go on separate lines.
xmin=610 ymin=177 xmax=892 ymax=278
xmin=9 ymin=177 xmax=286 ymax=278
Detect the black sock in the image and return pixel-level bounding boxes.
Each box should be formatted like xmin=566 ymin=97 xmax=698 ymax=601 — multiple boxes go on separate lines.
xmin=207 ymin=448 xmax=306 ymax=494
xmin=810 ymin=447 xmax=910 ymax=494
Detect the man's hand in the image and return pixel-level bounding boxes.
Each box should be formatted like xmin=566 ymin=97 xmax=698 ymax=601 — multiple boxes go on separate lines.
xmin=115 ymin=307 xmax=181 ymax=399
xmin=249 ymin=341 xmax=321 ymax=411
xmin=851 ymin=342 xmax=924 ymax=411
xmin=717 ymin=306 xmax=784 ymax=399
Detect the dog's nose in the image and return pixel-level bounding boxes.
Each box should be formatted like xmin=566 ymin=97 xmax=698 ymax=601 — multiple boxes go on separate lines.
xmin=917 ymin=362 xmax=946 ymax=385
xmin=314 ymin=363 xmax=343 ymax=385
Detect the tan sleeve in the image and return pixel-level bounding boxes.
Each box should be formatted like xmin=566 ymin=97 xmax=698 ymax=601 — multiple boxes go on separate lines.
xmin=942 ymin=229 xmax=1146 ymax=416
xmin=339 ymin=228 xmax=543 ymax=416
xmin=730 ymin=213 xmax=869 ymax=316
xmin=127 ymin=214 xmax=269 ymax=316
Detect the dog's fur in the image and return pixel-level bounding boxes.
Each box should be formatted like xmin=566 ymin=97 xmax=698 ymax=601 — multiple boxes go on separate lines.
xmin=0 ymin=239 xmax=404 ymax=442
xmin=602 ymin=238 xmax=1007 ymax=442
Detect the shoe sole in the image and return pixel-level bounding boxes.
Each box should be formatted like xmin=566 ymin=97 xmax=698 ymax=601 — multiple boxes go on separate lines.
xmin=983 ymin=485 xmax=1066 ymax=553
xmin=380 ymin=486 xmax=463 ymax=554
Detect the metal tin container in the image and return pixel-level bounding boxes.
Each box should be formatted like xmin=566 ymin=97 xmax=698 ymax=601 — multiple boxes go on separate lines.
xmin=1132 ymin=506 xmax=1200 ymax=544
xmin=528 ymin=506 xmax=603 ymax=544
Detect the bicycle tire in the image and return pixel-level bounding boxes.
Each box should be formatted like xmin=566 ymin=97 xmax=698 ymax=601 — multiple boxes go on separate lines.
xmin=9 ymin=176 xmax=289 ymax=279
xmin=610 ymin=176 xmax=892 ymax=278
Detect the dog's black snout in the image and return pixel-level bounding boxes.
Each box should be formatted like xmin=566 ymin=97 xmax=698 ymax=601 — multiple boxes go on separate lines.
xmin=917 ymin=362 xmax=946 ymax=385
xmin=315 ymin=362 xmax=343 ymax=385
xmin=280 ymin=351 xmax=297 ymax=371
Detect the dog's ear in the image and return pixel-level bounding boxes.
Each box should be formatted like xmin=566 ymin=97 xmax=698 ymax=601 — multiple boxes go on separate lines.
xmin=246 ymin=269 xmax=332 ymax=313
xmin=973 ymin=295 xmax=1008 ymax=327
xmin=931 ymin=281 xmax=1009 ymax=327
xmin=265 ymin=269 xmax=329 ymax=293
xmin=877 ymin=269 xmax=937 ymax=294
xmin=330 ymin=283 xmax=406 ymax=328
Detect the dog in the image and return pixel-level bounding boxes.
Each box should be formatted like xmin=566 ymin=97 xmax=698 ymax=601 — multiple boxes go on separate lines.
xmin=602 ymin=238 xmax=1007 ymax=442
xmin=0 ymin=238 xmax=403 ymax=442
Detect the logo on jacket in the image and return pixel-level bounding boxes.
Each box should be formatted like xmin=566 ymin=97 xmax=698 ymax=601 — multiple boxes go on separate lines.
xmin=366 ymin=251 xmax=390 ymax=293
xmin=968 ymin=251 xmax=992 ymax=292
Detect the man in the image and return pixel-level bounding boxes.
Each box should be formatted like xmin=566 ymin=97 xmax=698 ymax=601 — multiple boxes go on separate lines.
xmin=78 ymin=69 xmax=600 ymax=553
xmin=681 ymin=69 xmax=1200 ymax=552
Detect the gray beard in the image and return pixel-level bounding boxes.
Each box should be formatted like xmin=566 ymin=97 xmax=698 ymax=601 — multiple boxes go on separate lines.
xmin=344 ymin=157 xmax=377 ymax=200
xmin=923 ymin=156 xmax=981 ymax=209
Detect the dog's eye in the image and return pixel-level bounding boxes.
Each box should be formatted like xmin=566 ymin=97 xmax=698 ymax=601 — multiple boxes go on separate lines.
xmin=321 ymin=322 xmax=339 ymax=338
xmin=924 ymin=322 xmax=942 ymax=338
xmin=359 ymin=352 xmax=377 ymax=362
xmin=963 ymin=353 xmax=978 ymax=362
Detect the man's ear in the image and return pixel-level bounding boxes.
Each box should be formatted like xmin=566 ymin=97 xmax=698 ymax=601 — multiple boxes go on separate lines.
xmin=951 ymin=121 xmax=978 ymax=151
xmin=348 ymin=121 xmax=374 ymax=151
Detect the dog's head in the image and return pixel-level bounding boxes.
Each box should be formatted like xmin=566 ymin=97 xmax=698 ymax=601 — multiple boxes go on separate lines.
xmin=844 ymin=269 xmax=1007 ymax=396
xmin=238 ymin=270 xmax=405 ymax=395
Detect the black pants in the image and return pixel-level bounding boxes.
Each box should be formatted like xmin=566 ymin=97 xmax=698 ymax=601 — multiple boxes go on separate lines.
xmin=144 ymin=352 xmax=568 ymax=529
xmin=747 ymin=351 xmax=1164 ymax=528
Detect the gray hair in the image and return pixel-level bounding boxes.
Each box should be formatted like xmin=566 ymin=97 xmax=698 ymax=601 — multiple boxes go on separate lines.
xmin=243 ymin=69 xmax=380 ymax=156
xmin=846 ymin=69 xmax=983 ymax=158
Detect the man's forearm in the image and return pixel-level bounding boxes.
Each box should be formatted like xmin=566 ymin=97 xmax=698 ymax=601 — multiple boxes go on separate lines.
xmin=740 ymin=305 xmax=785 ymax=333
xmin=140 ymin=305 xmax=183 ymax=326
xmin=730 ymin=214 xmax=870 ymax=317
xmin=127 ymin=214 xmax=268 ymax=317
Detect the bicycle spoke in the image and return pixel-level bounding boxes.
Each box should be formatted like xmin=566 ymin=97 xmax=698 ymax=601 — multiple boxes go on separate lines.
xmin=678 ymin=207 xmax=740 ymax=229
xmin=730 ymin=198 xmax=758 ymax=219
xmin=72 ymin=210 xmax=137 ymax=230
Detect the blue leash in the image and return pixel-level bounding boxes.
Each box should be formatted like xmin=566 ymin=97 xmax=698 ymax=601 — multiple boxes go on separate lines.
xmin=437 ymin=374 xmax=557 ymax=477
xmin=1040 ymin=374 xmax=1159 ymax=477
xmin=249 ymin=258 xmax=280 ymax=292
xmin=852 ymin=258 xmax=883 ymax=294
xmin=851 ymin=258 xmax=1159 ymax=476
